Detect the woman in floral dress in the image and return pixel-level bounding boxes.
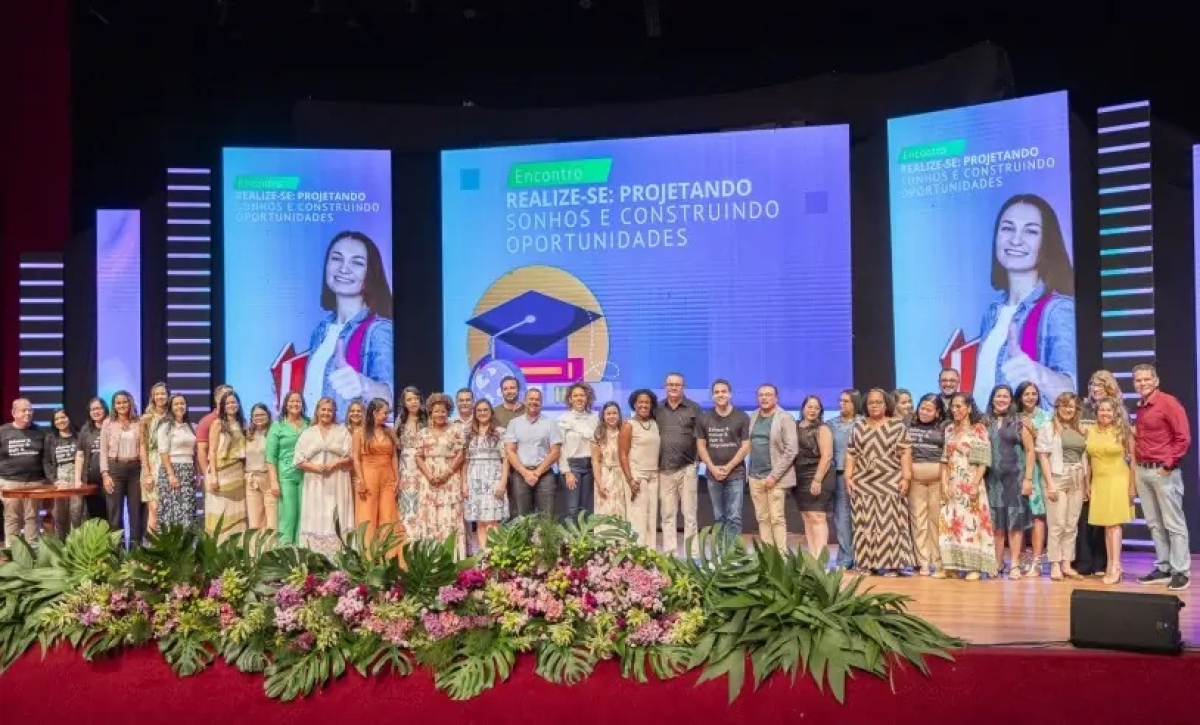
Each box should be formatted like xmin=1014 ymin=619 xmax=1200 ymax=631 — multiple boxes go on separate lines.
xmin=395 ymin=386 xmax=426 ymax=536
xmin=1015 ymin=381 xmax=1051 ymax=576
xmin=936 ymin=393 xmax=997 ymax=580
xmin=591 ymin=402 xmax=630 ymax=521
xmin=414 ymin=393 xmax=466 ymax=559
xmin=463 ymin=399 xmax=508 ymax=551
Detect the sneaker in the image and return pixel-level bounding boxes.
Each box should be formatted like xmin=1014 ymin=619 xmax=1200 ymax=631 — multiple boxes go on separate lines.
xmin=1167 ymin=574 xmax=1190 ymax=592
xmin=1137 ymin=570 xmax=1171 ymax=585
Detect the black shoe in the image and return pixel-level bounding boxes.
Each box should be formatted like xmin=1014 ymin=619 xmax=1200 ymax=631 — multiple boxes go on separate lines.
xmin=1167 ymin=574 xmax=1191 ymax=592
xmin=1137 ymin=570 xmax=1171 ymax=585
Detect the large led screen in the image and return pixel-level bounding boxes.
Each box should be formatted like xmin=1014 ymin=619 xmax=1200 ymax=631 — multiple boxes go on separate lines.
xmin=222 ymin=148 xmax=393 ymax=417
xmin=441 ymin=126 xmax=852 ymax=410
xmin=888 ymin=92 xmax=1075 ymax=408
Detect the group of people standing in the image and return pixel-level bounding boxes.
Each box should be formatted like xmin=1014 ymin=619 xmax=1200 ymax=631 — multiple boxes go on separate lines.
xmin=0 ymin=364 xmax=1192 ymax=594
xmin=881 ymin=364 xmax=1190 ymax=591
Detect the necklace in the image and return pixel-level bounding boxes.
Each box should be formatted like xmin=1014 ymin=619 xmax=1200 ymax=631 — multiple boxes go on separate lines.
xmin=635 ymin=417 xmax=652 ymax=430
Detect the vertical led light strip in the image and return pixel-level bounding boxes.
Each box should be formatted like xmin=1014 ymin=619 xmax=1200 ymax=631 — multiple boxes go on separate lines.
xmin=166 ymin=167 xmax=214 ymax=422
xmin=96 ymin=210 xmax=143 ymax=403
xmin=17 ymin=253 xmax=65 ymax=425
xmin=1097 ymin=100 xmax=1154 ymax=550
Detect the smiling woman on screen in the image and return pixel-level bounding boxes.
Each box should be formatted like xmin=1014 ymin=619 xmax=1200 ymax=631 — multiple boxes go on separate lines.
xmin=971 ymin=193 xmax=1076 ymax=408
xmin=303 ymin=231 xmax=395 ymax=416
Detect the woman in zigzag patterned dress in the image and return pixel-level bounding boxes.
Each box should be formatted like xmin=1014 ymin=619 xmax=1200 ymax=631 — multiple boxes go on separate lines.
xmin=842 ymin=389 xmax=917 ymax=575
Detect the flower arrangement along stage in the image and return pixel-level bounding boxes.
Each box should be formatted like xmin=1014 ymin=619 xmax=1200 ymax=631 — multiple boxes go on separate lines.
xmin=0 ymin=515 xmax=962 ymax=703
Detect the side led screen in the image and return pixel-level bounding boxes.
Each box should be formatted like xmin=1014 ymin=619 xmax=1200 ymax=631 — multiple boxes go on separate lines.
xmin=888 ymin=91 xmax=1075 ymax=407
xmin=96 ymin=209 xmax=142 ymax=403
xmin=222 ymin=148 xmax=393 ymax=416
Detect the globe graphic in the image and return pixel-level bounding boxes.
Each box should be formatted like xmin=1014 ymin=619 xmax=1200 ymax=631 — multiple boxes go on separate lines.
xmin=469 ymin=358 xmax=526 ymax=406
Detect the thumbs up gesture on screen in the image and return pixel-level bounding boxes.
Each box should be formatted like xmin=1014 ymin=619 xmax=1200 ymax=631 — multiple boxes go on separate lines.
xmin=328 ymin=337 xmax=366 ymax=401
xmin=999 ymin=322 xmax=1040 ymax=389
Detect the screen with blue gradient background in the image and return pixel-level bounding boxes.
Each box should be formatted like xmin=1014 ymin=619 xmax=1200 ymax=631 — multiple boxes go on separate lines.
xmin=222 ymin=148 xmax=392 ymax=416
xmin=441 ymin=126 xmax=852 ymax=411
xmin=888 ymin=92 xmax=1075 ymax=404
xmin=96 ymin=209 xmax=142 ymax=404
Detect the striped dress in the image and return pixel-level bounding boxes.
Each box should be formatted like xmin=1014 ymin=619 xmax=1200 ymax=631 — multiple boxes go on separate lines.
xmin=845 ymin=418 xmax=917 ymax=571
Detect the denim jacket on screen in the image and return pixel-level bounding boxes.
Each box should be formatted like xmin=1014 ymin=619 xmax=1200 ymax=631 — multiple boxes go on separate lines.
xmin=978 ymin=282 xmax=1076 ymax=405
xmin=308 ymin=308 xmax=394 ymax=415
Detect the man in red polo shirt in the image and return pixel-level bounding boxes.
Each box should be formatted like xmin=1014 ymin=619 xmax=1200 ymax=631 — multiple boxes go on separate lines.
xmin=196 ymin=384 xmax=233 ymax=482
xmin=1131 ymin=364 xmax=1191 ymax=592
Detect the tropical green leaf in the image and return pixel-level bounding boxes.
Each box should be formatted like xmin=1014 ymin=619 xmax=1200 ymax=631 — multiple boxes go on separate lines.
xmin=158 ymin=634 xmax=214 ymax=677
xmin=535 ymin=642 xmax=596 ymax=685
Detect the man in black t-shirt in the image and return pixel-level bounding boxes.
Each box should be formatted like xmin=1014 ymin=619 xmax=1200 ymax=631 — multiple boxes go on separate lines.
xmin=696 ymin=379 xmax=751 ymax=543
xmin=0 ymin=398 xmax=46 ymax=547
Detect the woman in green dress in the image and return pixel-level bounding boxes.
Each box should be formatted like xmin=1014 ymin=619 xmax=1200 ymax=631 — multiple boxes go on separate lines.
xmin=266 ymin=390 xmax=309 ymax=543
xmin=1015 ymin=381 xmax=1052 ymax=576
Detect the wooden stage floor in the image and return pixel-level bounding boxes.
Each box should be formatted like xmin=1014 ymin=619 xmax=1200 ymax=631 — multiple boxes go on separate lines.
xmin=664 ymin=537 xmax=1198 ymax=647
xmin=859 ymin=550 xmax=1197 ymax=646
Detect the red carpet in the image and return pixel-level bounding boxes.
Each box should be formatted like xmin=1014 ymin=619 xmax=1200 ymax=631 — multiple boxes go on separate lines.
xmin=2 ymin=645 xmax=1197 ymax=724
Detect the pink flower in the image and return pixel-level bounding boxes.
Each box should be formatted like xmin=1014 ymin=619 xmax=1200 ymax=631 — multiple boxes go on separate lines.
xmin=205 ymin=579 xmax=223 ymax=599
xmin=334 ymin=589 xmax=368 ymax=624
xmin=437 ymin=585 xmax=468 ymax=606
xmin=219 ymin=603 xmax=237 ymax=628
xmin=294 ymin=632 xmax=315 ymax=651
xmin=456 ymin=568 xmax=486 ymax=590
xmin=317 ymin=571 xmax=350 ymax=597
xmin=79 ymin=604 xmax=103 ymax=626
xmin=275 ymin=585 xmax=303 ymax=609
xmin=629 ymin=619 xmax=664 ymax=646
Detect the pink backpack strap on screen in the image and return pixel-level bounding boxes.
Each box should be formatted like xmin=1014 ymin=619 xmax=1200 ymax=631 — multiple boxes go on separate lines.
xmin=1019 ymin=295 xmax=1052 ymax=361
xmin=344 ymin=314 xmax=377 ymax=372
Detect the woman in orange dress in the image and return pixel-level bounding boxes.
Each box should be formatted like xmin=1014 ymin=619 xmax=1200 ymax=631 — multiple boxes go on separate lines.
xmin=352 ymin=398 xmax=403 ymax=560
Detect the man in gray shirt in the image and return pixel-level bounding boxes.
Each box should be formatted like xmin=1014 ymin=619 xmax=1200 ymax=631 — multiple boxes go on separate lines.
xmin=502 ymin=389 xmax=561 ymax=517
xmin=655 ymin=372 xmax=702 ymax=554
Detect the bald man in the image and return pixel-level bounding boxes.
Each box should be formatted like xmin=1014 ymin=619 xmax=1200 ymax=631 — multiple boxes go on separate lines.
xmin=0 ymin=398 xmax=47 ymax=547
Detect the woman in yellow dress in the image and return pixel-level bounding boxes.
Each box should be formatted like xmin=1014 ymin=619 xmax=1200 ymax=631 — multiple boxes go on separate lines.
xmin=1085 ymin=397 xmax=1137 ymax=584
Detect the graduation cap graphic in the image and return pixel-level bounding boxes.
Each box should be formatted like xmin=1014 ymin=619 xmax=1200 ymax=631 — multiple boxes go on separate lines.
xmin=466 ymin=290 xmax=603 ymax=383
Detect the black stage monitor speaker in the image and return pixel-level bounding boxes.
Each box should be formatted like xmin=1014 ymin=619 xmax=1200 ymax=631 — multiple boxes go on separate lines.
xmin=1069 ymin=589 xmax=1185 ymax=655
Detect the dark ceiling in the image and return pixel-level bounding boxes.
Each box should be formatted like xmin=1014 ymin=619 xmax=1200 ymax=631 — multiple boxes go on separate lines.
xmin=71 ymin=0 xmax=1194 ymax=230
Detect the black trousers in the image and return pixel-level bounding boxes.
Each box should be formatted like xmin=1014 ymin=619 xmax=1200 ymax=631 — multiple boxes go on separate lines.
xmin=83 ymin=469 xmax=107 ymax=521
xmin=105 ymin=460 xmax=144 ymax=547
xmin=1073 ymin=500 xmax=1108 ymax=575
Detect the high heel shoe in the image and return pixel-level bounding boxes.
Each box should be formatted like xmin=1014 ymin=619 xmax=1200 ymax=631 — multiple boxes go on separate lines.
xmin=1103 ymin=567 xmax=1123 ymax=585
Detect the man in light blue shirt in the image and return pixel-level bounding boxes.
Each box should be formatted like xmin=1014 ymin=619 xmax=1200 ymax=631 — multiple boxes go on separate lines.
xmin=503 ymin=389 xmax=561 ymax=517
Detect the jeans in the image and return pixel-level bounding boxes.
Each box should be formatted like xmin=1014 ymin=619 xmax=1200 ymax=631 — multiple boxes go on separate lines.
xmin=1136 ymin=467 xmax=1191 ymax=576
xmin=509 ymin=470 xmax=556 ymax=517
xmin=832 ymin=473 xmax=855 ymax=568
xmin=562 ymin=457 xmax=595 ymax=520
xmin=706 ymin=473 xmax=745 ymax=544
